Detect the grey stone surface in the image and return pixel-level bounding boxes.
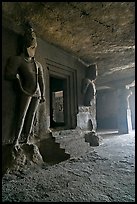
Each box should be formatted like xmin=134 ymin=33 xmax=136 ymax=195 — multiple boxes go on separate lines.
xmin=52 ymin=129 xmax=93 ymax=158
xmin=77 ymin=105 xmax=96 ymax=130
xmin=2 ymin=131 xmax=135 ymax=202
xmin=2 ymin=143 xmax=43 ymax=175
xmin=2 ymin=2 xmax=135 ymax=87
xmin=84 ymin=131 xmax=102 ymax=146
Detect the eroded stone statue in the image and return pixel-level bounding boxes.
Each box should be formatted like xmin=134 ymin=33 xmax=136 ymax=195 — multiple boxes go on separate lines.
xmin=81 ymin=64 xmax=97 ymax=106
xmin=5 ymin=22 xmax=45 ymax=151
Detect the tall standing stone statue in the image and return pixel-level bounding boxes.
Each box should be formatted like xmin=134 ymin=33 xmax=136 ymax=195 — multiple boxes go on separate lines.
xmin=81 ymin=64 xmax=97 ymax=106
xmin=81 ymin=64 xmax=100 ymax=145
xmin=5 ymin=22 xmax=46 ymax=150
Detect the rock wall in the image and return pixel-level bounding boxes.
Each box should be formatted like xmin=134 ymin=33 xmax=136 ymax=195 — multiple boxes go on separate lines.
xmin=2 ymin=26 xmax=96 ymax=145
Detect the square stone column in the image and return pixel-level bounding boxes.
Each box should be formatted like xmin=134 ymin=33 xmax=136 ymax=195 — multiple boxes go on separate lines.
xmin=117 ymin=87 xmax=132 ymax=134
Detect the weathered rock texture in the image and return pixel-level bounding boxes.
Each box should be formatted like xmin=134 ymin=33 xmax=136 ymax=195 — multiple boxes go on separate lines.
xmin=2 ymin=131 xmax=135 ymax=202
xmin=77 ymin=105 xmax=96 ymax=130
xmin=2 ymin=2 xmax=135 ymax=88
xmin=84 ymin=131 xmax=103 ymax=146
xmin=2 ymin=143 xmax=43 ymax=176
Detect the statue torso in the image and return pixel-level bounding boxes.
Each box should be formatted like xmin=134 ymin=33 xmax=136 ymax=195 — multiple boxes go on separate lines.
xmin=18 ymin=57 xmax=38 ymax=94
xmin=11 ymin=55 xmax=40 ymax=96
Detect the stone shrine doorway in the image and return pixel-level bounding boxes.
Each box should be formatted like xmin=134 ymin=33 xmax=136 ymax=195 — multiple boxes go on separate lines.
xmin=50 ymin=76 xmax=68 ymax=129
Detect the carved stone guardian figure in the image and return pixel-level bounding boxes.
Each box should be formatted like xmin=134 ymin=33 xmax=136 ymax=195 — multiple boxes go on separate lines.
xmin=81 ymin=64 xmax=97 ymax=106
xmin=5 ymin=22 xmax=46 ymax=151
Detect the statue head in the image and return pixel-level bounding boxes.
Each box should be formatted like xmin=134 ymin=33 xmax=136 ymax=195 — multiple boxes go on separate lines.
xmin=23 ymin=22 xmax=37 ymax=57
xmin=86 ymin=64 xmax=98 ymax=80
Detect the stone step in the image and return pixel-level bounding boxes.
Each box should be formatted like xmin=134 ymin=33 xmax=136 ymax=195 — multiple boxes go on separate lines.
xmin=52 ymin=129 xmax=93 ymax=158
xmin=52 ymin=129 xmax=85 ymax=142
xmin=36 ymin=135 xmax=70 ymax=164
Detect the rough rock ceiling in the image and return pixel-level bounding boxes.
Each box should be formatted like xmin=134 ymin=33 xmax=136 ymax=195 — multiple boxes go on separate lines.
xmin=2 ymin=2 xmax=135 ymax=88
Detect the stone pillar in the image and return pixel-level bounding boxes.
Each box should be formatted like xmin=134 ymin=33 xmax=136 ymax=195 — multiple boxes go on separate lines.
xmin=129 ymin=86 xmax=135 ymax=129
xmin=117 ymin=86 xmax=132 ymax=134
xmin=78 ymin=64 xmax=97 ymax=131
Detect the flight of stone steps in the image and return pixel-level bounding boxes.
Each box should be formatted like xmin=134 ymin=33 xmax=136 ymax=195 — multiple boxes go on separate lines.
xmin=36 ymin=134 xmax=70 ymax=164
xmin=52 ymin=129 xmax=94 ymax=158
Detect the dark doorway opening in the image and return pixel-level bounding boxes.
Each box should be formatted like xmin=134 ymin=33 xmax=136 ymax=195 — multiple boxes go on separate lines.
xmin=50 ymin=76 xmax=67 ymax=129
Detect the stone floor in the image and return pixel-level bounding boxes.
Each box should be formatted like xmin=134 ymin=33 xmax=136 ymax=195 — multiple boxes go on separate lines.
xmin=2 ymin=130 xmax=135 ymax=202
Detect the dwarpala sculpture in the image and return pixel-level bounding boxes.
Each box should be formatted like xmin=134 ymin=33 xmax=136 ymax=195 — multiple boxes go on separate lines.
xmin=81 ymin=64 xmax=97 ymax=106
xmin=5 ymin=22 xmax=45 ymax=150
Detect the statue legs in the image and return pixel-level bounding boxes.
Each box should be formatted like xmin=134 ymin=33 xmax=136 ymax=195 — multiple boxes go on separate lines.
xmin=13 ymin=92 xmax=39 ymax=147
xmin=23 ymin=96 xmax=39 ymax=143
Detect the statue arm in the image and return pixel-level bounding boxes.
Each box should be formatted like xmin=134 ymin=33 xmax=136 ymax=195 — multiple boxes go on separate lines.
xmin=5 ymin=56 xmax=19 ymax=80
xmin=37 ymin=62 xmax=45 ymax=102
xmin=90 ymin=82 xmax=96 ymax=100
xmin=81 ymin=78 xmax=90 ymax=94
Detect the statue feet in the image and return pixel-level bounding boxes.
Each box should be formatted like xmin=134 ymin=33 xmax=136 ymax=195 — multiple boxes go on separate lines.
xmin=12 ymin=135 xmax=31 ymax=152
xmin=23 ymin=138 xmax=30 ymax=144
xmin=20 ymin=134 xmax=30 ymax=144
xmin=12 ymin=140 xmax=21 ymax=152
